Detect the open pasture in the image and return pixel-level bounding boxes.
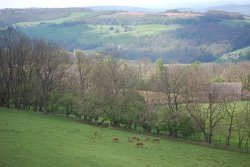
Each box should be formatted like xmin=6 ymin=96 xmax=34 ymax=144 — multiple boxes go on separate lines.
xmin=0 ymin=108 xmax=249 ymax=167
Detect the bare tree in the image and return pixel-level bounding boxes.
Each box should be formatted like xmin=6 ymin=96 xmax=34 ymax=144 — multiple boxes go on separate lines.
xmin=74 ymin=50 xmax=92 ymax=95
xmin=33 ymin=40 xmax=68 ymax=112
xmin=235 ymin=101 xmax=250 ymax=148
xmin=223 ymin=101 xmax=240 ymax=146
xmin=159 ymin=65 xmax=187 ymax=137
xmin=0 ymin=27 xmax=34 ymax=108
xmin=91 ymin=55 xmax=123 ymax=126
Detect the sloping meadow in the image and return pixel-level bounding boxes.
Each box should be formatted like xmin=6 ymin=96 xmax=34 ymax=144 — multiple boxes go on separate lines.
xmin=0 ymin=108 xmax=249 ymax=167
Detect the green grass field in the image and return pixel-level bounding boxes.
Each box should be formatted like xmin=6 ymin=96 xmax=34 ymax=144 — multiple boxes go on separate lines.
xmin=21 ymin=23 xmax=180 ymax=51
xmin=89 ymin=24 xmax=181 ymax=37
xmin=15 ymin=10 xmax=181 ymax=51
xmin=0 ymin=108 xmax=250 ymax=167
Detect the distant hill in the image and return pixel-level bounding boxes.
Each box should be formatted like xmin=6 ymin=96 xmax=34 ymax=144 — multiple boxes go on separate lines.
xmin=205 ymin=4 xmax=250 ymax=16
xmin=89 ymin=6 xmax=161 ymax=12
xmin=0 ymin=8 xmax=90 ymax=27
xmin=1 ymin=8 xmax=250 ymax=63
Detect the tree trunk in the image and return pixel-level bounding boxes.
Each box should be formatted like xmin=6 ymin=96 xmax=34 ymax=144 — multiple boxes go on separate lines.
xmin=204 ymin=132 xmax=209 ymax=143
xmin=133 ymin=124 xmax=137 ymax=131
xmin=1 ymin=91 xmax=10 ymax=108
xmin=113 ymin=120 xmax=120 ymax=127
xmin=238 ymin=139 xmax=243 ymax=148
xmin=127 ymin=121 xmax=133 ymax=130
xmin=156 ymin=127 xmax=160 ymax=134
xmin=142 ymin=124 xmax=151 ymax=133
xmin=208 ymin=103 xmax=213 ymax=144
xmin=208 ymin=133 xmax=212 ymax=144
xmin=245 ymin=138 xmax=249 ymax=153
xmin=226 ymin=118 xmax=233 ymax=146
xmin=238 ymin=129 xmax=246 ymax=148
xmin=169 ymin=127 xmax=178 ymax=137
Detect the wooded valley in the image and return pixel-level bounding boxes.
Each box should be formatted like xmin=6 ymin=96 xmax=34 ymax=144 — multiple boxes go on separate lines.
xmin=1 ymin=8 xmax=250 ymax=63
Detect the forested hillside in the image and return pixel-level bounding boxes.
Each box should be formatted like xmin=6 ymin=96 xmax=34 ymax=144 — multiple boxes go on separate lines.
xmin=1 ymin=8 xmax=250 ymax=63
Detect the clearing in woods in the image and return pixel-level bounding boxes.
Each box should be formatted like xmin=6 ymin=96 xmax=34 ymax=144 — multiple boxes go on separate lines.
xmin=0 ymin=108 xmax=249 ymax=167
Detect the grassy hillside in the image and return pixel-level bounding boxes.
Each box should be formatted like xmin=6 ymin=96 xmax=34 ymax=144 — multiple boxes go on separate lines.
xmin=0 ymin=108 xmax=250 ymax=167
xmin=21 ymin=23 xmax=181 ymax=51
xmin=216 ymin=46 xmax=250 ymax=62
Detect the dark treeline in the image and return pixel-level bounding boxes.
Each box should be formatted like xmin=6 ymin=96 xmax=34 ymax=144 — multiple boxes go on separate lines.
xmin=0 ymin=28 xmax=250 ymax=151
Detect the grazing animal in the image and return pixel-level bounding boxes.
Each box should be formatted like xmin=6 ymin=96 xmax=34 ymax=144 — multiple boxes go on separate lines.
xmin=92 ymin=131 xmax=98 ymax=137
xmin=135 ymin=138 xmax=141 ymax=141
xmin=99 ymin=125 xmax=105 ymax=129
xmin=132 ymin=136 xmax=141 ymax=141
xmin=99 ymin=124 xmax=109 ymax=129
xmin=135 ymin=142 xmax=144 ymax=148
xmin=132 ymin=136 xmax=137 ymax=140
xmin=112 ymin=137 xmax=119 ymax=143
xmin=128 ymin=138 xmax=133 ymax=142
xmin=69 ymin=114 xmax=76 ymax=119
xmin=144 ymin=137 xmax=150 ymax=141
xmin=152 ymin=137 xmax=160 ymax=143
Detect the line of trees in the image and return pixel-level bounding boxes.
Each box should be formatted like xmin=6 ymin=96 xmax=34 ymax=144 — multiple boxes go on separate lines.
xmin=0 ymin=27 xmax=69 ymax=110
xmin=1 ymin=28 xmax=250 ymax=150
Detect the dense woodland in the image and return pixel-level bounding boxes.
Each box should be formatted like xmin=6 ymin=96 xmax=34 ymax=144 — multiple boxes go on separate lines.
xmin=1 ymin=28 xmax=250 ymax=151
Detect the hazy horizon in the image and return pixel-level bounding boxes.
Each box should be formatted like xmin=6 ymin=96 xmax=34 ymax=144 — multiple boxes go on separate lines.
xmin=0 ymin=0 xmax=249 ymax=9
